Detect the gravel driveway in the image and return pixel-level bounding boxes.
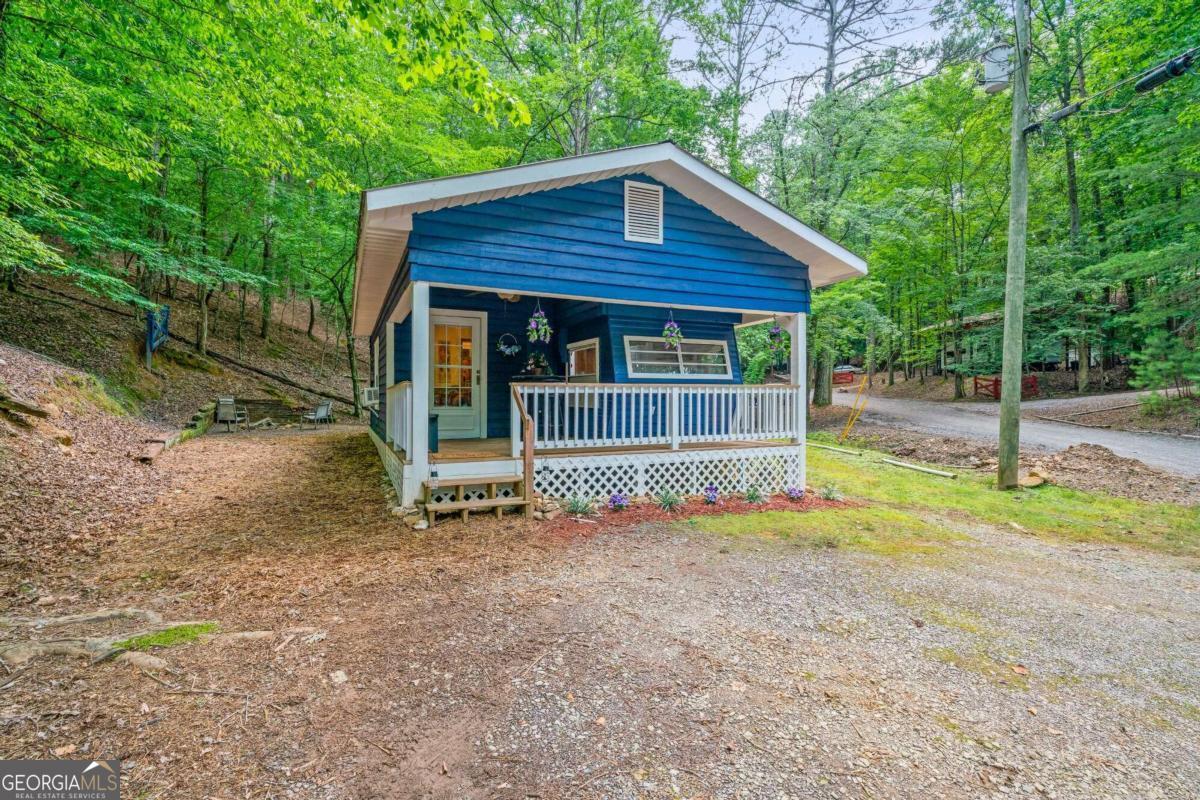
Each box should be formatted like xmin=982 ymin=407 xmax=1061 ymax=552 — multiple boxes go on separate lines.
xmin=6 ymin=430 xmax=1197 ymax=799
xmin=832 ymin=392 xmax=1200 ymax=476
xmin=468 ymin=525 xmax=1200 ymax=799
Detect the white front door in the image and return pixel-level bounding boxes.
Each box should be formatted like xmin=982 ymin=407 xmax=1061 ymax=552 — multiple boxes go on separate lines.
xmin=430 ymin=311 xmax=486 ymax=439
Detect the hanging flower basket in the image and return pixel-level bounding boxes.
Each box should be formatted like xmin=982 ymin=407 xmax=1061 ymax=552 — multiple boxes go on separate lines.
xmin=767 ymin=318 xmax=787 ymax=354
xmin=662 ymin=311 xmax=683 ymax=351
xmin=496 ymin=332 xmax=522 ymax=358
xmin=527 ymin=302 xmax=552 ymax=344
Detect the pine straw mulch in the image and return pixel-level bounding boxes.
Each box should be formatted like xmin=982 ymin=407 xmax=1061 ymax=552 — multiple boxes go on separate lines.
xmin=0 ymin=423 xmax=854 ymax=799
xmin=0 ymin=342 xmax=174 ymax=597
xmin=541 ymin=493 xmax=849 ymax=538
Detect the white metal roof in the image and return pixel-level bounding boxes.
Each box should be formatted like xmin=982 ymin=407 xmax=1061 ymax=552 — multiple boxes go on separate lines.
xmin=352 ymin=141 xmax=867 ymax=335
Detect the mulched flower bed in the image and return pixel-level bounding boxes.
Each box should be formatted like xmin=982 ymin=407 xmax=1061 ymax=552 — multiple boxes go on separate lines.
xmin=543 ymin=492 xmax=853 ymax=537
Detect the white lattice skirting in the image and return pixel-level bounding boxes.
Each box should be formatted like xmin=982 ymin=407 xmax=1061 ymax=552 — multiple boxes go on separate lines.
xmin=533 ymin=446 xmax=805 ymax=500
xmin=369 ymin=428 xmax=406 ymax=497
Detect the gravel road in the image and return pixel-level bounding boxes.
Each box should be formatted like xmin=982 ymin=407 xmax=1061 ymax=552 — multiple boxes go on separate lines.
xmin=832 ymin=391 xmax=1200 ymax=477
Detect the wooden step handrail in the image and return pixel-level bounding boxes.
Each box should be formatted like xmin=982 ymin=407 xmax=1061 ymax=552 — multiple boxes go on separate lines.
xmin=512 ymin=386 xmax=535 ymax=518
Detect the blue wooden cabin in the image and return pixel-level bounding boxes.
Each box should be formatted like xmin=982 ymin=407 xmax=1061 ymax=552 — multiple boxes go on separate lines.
xmin=353 ymin=143 xmax=865 ymax=515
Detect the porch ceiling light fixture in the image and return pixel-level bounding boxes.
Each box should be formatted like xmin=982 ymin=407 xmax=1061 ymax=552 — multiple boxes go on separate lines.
xmin=497 ymin=292 xmax=521 ymax=303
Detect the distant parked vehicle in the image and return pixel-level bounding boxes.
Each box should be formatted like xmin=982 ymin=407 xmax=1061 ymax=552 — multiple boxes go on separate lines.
xmin=833 ymin=365 xmax=859 ymax=385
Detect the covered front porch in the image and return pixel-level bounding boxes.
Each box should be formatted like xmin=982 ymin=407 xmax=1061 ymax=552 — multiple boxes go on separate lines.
xmin=370 ymin=280 xmax=806 ymax=507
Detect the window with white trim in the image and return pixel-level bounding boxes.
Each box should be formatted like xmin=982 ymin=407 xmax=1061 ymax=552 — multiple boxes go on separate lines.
xmin=624 ymin=180 xmax=663 ymax=243
xmin=567 ymin=338 xmax=600 ymax=383
xmin=623 ymin=336 xmax=732 ymax=379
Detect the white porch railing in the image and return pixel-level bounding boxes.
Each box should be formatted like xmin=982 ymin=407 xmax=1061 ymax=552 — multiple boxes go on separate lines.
xmin=511 ymin=383 xmax=803 ymax=455
xmin=387 ymin=381 xmax=412 ymax=455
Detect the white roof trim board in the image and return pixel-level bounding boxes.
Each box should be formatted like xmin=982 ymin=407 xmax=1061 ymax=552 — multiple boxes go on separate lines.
xmin=353 ymin=141 xmax=867 ymax=335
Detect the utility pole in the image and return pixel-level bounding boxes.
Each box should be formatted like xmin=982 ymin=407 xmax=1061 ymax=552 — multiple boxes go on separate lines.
xmin=997 ymin=0 xmax=1032 ymax=490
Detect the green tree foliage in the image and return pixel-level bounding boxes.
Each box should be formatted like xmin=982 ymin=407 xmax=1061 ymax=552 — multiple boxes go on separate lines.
xmin=743 ymin=0 xmax=1198 ymax=396
xmin=1 ymin=0 xmax=1194 ymax=409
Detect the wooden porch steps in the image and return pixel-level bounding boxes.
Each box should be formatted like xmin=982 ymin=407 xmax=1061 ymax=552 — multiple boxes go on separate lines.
xmin=422 ymin=476 xmax=531 ymax=525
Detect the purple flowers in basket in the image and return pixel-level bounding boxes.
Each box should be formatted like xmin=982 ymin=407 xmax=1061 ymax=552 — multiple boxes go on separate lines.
xmin=662 ymin=319 xmax=683 ymax=350
xmin=768 ymin=322 xmax=787 ymax=353
xmin=702 ymin=483 xmax=720 ymax=504
xmin=785 ymin=485 xmax=805 ymax=501
xmin=608 ymin=492 xmax=630 ymax=511
xmin=527 ymin=309 xmax=552 ymax=343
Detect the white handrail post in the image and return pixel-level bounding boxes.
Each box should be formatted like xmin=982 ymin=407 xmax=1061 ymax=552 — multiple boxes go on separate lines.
xmin=669 ymin=386 xmax=681 ymax=450
xmin=510 ymin=388 xmax=522 ymax=457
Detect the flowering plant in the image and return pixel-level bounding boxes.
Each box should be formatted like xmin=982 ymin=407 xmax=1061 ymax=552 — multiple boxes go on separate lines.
xmin=608 ymin=492 xmax=630 ymax=511
xmin=525 ymin=352 xmax=549 ymax=372
xmin=527 ymin=309 xmax=552 ymax=343
xmin=785 ymin=485 xmax=805 ymax=501
xmin=767 ymin=320 xmax=787 ymax=354
xmin=702 ymin=484 xmax=720 ymax=504
xmin=662 ymin=316 xmax=683 ymax=350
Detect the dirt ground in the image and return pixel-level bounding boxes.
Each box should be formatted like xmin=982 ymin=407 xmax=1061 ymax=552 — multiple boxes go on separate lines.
xmin=0 ymin=279 xmax=368 ymax=426
xmin=3 ymin=428 xmax=1198 ymax=799
xmin=1023 ymin=392 xmax=1200 ymax=437
xmin=810 ymin=405 xmax=1200 ymax=506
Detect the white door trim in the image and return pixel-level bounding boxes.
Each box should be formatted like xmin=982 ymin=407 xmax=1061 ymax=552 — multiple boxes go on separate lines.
xmin=429 ymin=308 xmax=488 ymax=439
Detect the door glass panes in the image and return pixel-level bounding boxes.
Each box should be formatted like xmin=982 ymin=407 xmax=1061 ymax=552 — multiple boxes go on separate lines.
xmin=433 ymin=323 xmax=474 ymax=407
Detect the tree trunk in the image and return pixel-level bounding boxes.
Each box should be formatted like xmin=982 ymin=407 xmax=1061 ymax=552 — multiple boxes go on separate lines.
xmin=812 ymin=350 xmax=833 ymax=407
xmin=952 ymin=331 xmax=964 ymax=400
xmin=1077 ymin=337 xmax=1089 ymax=393
xmin=259 ymin=176 xmax=276 ymax=340
xmin=195 ymin=162 xmax=210 ymax=355
xmin=307 ymin=295 xmax=317 ymax=339
xmin=259 ymin=238 xmax=272 ymax=340
xmin=866 ymin=330 xmax=876 ymax=388
xmin=237 ymin=284 xmax=247 ymax=343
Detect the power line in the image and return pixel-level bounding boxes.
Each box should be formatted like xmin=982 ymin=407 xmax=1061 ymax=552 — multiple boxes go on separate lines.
xmin=1023 ymin=44 xmax=1198 ymax=133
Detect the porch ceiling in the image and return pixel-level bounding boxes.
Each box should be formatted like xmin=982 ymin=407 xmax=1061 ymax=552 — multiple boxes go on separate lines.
xmin=353 ymin=141 xmax=867 ymax=335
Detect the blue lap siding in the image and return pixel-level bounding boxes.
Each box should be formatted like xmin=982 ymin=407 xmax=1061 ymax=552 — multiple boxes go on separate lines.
xmin=405 ymin=175 xmax=811 ymax=314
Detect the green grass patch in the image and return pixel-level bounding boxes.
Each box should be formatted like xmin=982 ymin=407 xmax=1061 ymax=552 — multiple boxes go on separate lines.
xmin=807 ymin=444 xmax=1200 ymax=559
xmin=681 ymin=506 xmax=968 ymax=556
xmin=52 ymin=373 xmax=131 ymax=416
xmin=926 ymin=645 xmax=1030 ymax=690
xmin=115 ymin=622 xmax=217 ymax=651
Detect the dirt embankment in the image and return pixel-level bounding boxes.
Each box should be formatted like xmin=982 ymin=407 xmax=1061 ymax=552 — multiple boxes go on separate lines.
xmin=0 ymin=278 xmax=368 ymax=427
xmin=1023 ymin=392 xmax=1200 ymax=437
xmin=810 ymin=405 xmax=1200 ymax=506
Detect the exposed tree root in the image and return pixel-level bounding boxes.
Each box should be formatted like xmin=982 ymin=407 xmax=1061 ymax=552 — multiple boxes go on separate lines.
xmin=0 ymin=607 xmax=164 ymax=629
xmin=0 ymin=612 xmax=212 ymax=668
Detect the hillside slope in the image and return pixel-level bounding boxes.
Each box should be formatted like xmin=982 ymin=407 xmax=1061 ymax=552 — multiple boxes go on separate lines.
xmin=1 ymin=279 xmax=368 ymax=426
xmin=0 ymin=342 xmax=177 ymax=598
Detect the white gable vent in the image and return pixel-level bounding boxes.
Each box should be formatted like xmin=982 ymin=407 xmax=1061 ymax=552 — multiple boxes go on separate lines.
xmin=624 ymin=180 xmax=663 ymax=244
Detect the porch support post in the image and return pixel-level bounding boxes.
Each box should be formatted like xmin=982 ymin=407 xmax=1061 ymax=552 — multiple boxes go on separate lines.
xmin=668 ymin=387 xmax=681 ymax=450
xmin=787 ymin=312 xmax=808 ymax=488
xmin=405 ymin=281 xmax=431 ymax=505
